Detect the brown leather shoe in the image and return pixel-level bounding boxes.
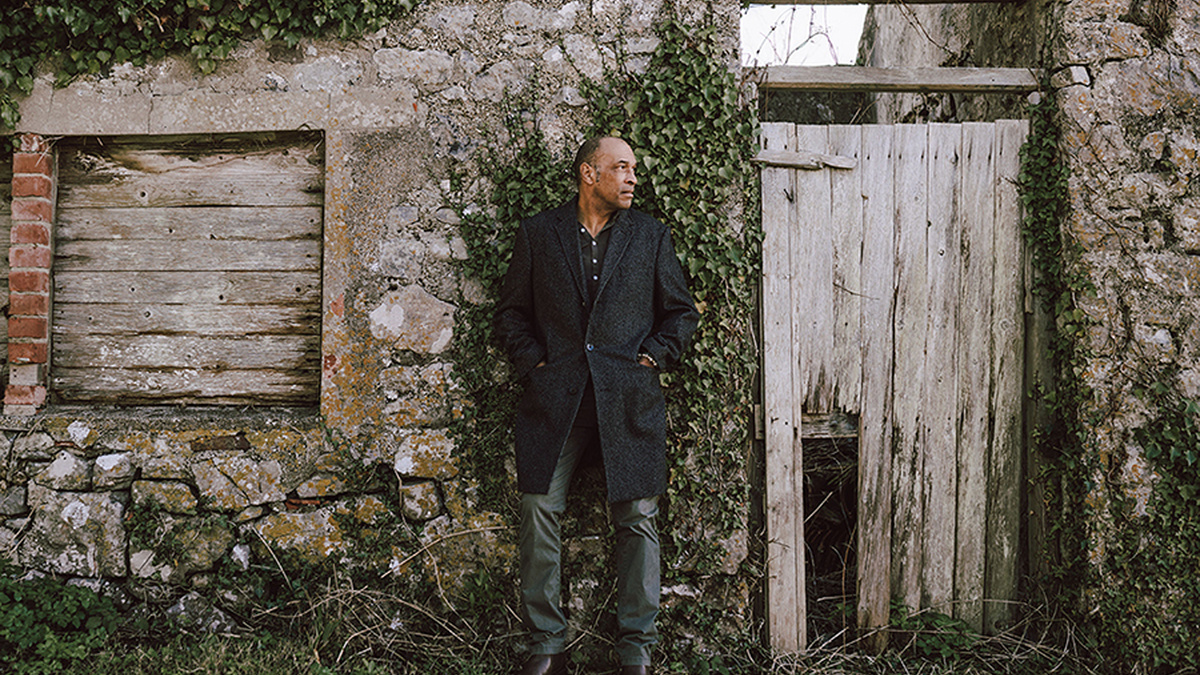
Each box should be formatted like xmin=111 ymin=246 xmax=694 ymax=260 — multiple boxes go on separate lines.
xmin=516 ymin=653 xmax=567 ymax=675
xmin=620 ymin=667 xmax=652 ymax=675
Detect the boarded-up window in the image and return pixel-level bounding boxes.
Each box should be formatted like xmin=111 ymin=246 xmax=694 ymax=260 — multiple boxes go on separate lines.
xmin=51 ymin=133 xmax=323 ymax=405
xmin=0 ymin=143 xmax=11 ymax=387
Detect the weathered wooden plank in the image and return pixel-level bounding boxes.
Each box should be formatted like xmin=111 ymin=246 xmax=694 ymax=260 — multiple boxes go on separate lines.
xmin=800 ymin=410 xmax=859 ymax=439
xmin=984 ymin=119 xmax=1028 ymax=634
xmin=56 ymin=141 xmax=323 ymax=209
xmin=955 ymin=123 xmax=996 ymax=633
xmin=857 ymin=124 xmax=895 ymax=653
xmin=51 ymin=367 xmax=317 ymax=405
xmin=795 ymin=125 xmax=835 ymax=413
xmin=890 ymin=124 xmax=928 ymax=612
xmin=53 ymin=303 xmax=319 ymax=336
xmin=56 ymin=206 xmax=321 ymax=241
xmin=55 ymin=271 xmax=321 ymax=306
xmin=829 ymin=125 xmax=863 ymax=414
xmin=53 ymin=334 xmax=319 ymax=370
xmin=55 ymin=239 xmax=321 ymax=272
xmin=751 ymin=148 xmax=857 ymax=170
xmin=761 ymin=122 xmax=806 ymax=652
xmin=921 ymin=124 xmax=961 ymax=614
xmin=761 ymin=66 xmax=1040 ymax=94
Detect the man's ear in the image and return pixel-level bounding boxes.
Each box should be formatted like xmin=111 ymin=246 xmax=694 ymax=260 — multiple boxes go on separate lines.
xmin=581 ymin=163 xmax=595 ymax=185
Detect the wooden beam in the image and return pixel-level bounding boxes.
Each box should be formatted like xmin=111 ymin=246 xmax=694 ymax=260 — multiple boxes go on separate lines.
xmin=760 ymin=66 xmax=1040 ymax=93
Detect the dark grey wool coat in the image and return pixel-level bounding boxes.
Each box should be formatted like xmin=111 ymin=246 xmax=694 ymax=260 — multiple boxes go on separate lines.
xmin=494 ymin=197 xmax=699 ymax=502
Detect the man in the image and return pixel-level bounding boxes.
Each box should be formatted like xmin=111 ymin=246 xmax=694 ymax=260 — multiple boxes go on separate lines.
xmin=494 ymin=136 xmax=699 ymax=675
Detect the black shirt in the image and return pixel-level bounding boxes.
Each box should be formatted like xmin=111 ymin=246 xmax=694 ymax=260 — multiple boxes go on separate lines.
xmin=574 ymin=214 xmax=617 ymax=427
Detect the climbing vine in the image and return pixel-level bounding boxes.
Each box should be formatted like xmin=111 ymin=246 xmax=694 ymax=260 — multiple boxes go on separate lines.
xmin=452 ymin=20 xmax=759 ymax=571
xmin=0 ymin=0 xmax=420 ymax=130
xmin=1017 ymin=94 xmax=1091 ymax=603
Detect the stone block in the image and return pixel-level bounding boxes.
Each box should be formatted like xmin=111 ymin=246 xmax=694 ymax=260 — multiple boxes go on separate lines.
xmin=174 ymin=518 xmax=236 ymax=578
xmin=193 ymin=455 xmax=285 ymax=511
xmin=248 ymin=507 xmax=347 ymax=563
xmin=400 ymin=480 xmax=442 ymax=521
xmin=94 ymin=453 xmax=135 ymax=490
xmin=0 ymin=485 xmax=27 ymax=516
xmin=132 ymin=480 xmax=199 ymax=515
xmin=34 ymin=451 xmax=92 ymax=491
xmin=1174 ymin=199 xmax=1200 ymax=252
xmin=296 ymin=473 xmax=350 ymax=498
xmin=12 ymin=432 xmax=54 ymax=460
xmin=394 ymin=427 xmax=458 ymax=479
xmin=368 ymin=285 xmax=456 ymax=353
xmin=143 ymin=454 xmax=191 ymax=480
xmin=129 ymin=549 xmax=173 ymax=581
xmin=374 ymin=48 xmax=455 ymax=87
xmin=19 ymin=485 xmax=127 ymax=577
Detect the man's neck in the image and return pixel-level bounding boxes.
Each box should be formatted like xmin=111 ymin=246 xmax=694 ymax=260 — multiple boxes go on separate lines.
xmin=577 ymin=195 xmax=617 ymax=237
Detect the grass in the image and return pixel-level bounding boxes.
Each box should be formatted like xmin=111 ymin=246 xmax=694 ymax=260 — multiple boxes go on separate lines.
xmin=71 ymin=582 xmax=1103 ymax=675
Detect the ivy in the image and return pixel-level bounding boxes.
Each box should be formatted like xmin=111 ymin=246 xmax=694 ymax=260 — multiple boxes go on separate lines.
xmin=1017 ymin=95 xmax=1091 ymax=601
xmin=451 ymin=20 xmax=759 ymax=571
xmin=0 ymin=0 xmax=421 ymax=130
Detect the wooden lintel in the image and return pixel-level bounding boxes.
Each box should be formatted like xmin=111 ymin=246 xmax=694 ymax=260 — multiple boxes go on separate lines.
xmin=759 ymin=66 xmax=1040 ymax=93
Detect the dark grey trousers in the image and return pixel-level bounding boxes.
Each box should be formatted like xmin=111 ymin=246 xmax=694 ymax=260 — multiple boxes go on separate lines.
xmin=518 ymin=425 xmax=660 ymax=666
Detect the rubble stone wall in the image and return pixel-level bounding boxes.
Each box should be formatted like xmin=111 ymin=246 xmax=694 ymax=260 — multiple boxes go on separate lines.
xmin=1 ymin=0 xmax=749 ymax=639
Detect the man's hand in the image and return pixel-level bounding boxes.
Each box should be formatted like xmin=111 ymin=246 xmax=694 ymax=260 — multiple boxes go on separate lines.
xmin=637 ymin=354 xmax=657 ymax=369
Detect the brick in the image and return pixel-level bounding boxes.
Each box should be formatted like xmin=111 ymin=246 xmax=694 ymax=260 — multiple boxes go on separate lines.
xmin=8 ymin=342 xmax=48 ymax=364
xmin=10 ymin=198 xmax=52 ymax=223
xmin=9 ymin=294 xmax=49 ymax=316
xmin=19 ymin=134 xmax=50 ymax=154
xmin=9 ymin=246 xmax=51 ymax=269
xmin=8 ymin=316 xmax=47 ymax=339
xmin=11 ymin=174 xmax=52 ymax=199
xmin=11 ymin=222 xmax=51 ymax=245
xmin=12 ymin=153 xmax=51 ymax=175
xmin=9 ymin=270 xmax=49 ymax=293
xmin=5 ymin=385 xmax=46 ymax=407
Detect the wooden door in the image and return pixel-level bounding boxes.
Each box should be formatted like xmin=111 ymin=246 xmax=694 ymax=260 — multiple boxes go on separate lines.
xmin=761 ymin=120 xmax=1028 ymax=652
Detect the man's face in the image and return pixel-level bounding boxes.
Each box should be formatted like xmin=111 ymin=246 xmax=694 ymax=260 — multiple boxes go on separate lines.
xmin=586 ymin=138 xmax=637 ymax=211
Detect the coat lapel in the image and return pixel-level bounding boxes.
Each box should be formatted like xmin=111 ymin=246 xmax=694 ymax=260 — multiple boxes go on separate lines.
xmin=595 ymin=209 xmax=633 ymax=301
xmin=550 ymin=198 xmax=586 ymax=302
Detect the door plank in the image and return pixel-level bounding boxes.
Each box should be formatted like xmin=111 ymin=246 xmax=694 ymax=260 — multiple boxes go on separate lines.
xmin=51 ymin=367 xmax=317 ymax=404
xmin=954 ymin=123 xmax=996 ymax=632
xmin=891 ymin=123 xmax=929 ymax=611
xmin=53 ymin=334 xmax=319 ymax=370
xmin=56 ymin=206 xmax=321 ymax=241
xmin=985 ymin=119 xmax=1028 ymax=633
xmin=829 ymin=125 xmax=863 ymax=414
xmin=794 ymin=125 xmax=835 ymax=414
xmin=55 ymin=240 xmax=321 ymax=272
xmin=55 ymin=271 xmax=321 ymax=305
xmin=53 ymin=303 xmax=319 ymax=336
xmin=857 ymin=124 xmax=895 ymax=653
xmin=761 ymin=122 xmax=806 ymax=652
xmin=921 ymin=124 xmax=961 ymax=613
xmin=57 ymin=143 xmax=323 ymax=208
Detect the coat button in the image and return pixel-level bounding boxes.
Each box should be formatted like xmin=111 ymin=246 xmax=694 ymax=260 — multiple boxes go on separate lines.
xmin=586 ymin=343 xmax=594 ymax=351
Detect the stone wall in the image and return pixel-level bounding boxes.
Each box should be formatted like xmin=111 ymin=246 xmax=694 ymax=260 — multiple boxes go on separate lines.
xmin=1 ymin=0 xmax=749 ymax=646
